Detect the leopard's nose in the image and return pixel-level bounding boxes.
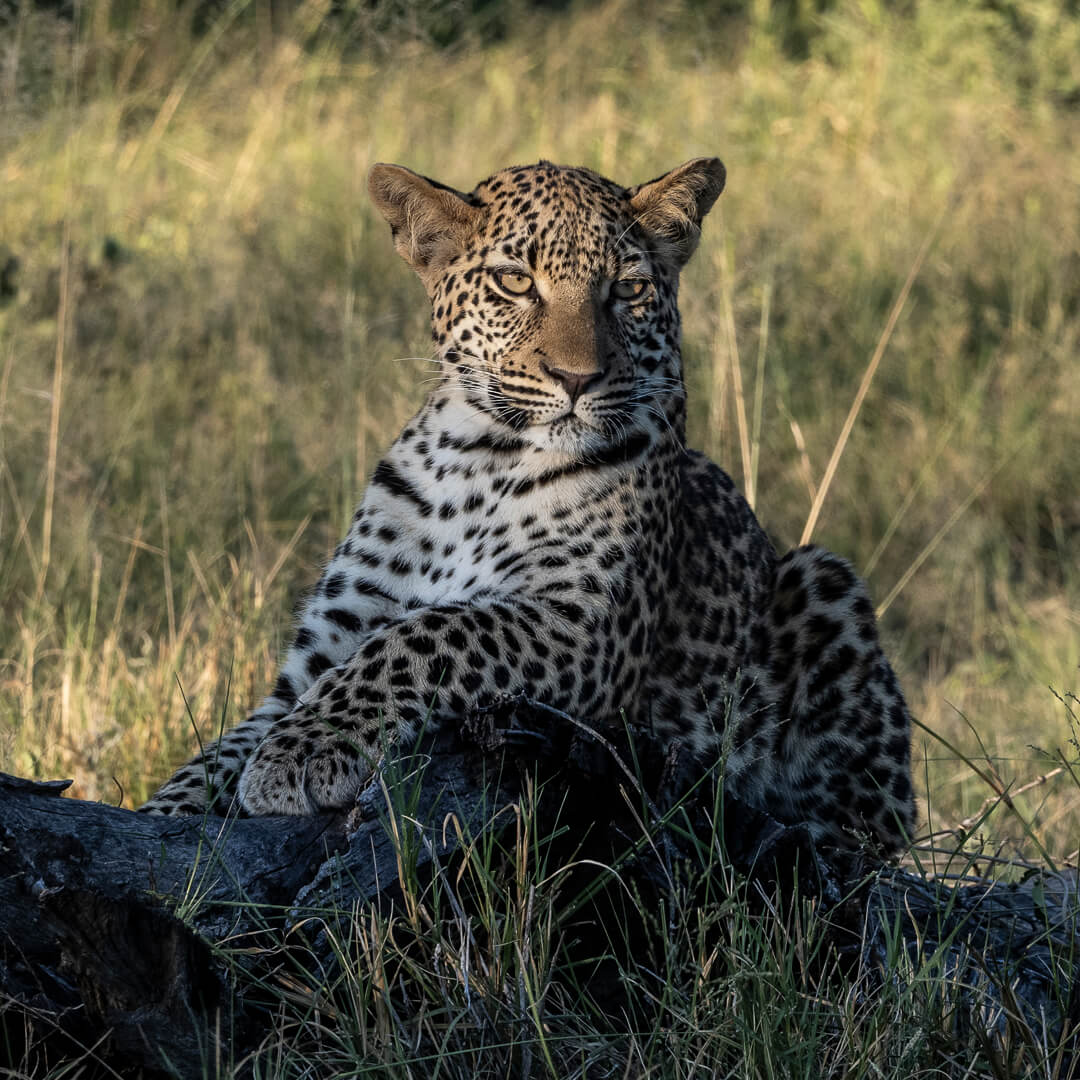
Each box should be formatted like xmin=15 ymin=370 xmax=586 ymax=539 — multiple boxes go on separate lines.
xmin=540 ymin=362 xmax=604 ymax=404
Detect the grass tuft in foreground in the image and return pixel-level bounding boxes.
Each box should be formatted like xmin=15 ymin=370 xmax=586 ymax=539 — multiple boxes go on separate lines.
xmin=124 ymin=742 xmax=1080 ymax=1077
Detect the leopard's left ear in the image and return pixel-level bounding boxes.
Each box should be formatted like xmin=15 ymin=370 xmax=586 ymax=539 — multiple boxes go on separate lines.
xmin=627 ymin=157 xmax=726 ymax=268
xmin=368 ymin=163 xmax=483 ymax=283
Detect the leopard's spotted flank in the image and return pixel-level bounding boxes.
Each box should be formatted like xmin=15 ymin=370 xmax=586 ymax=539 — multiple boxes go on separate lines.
xmin=143 ymin=157 xmax=916 ymax=853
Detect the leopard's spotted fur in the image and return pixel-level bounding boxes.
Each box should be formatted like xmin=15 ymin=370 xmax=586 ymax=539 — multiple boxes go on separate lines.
xmin=143 ymin=158 xmax=916 ymax=853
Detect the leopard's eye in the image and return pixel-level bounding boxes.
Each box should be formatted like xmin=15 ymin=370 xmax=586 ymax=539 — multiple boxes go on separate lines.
xmin=611 ymin=278 xmax=650 ymax=301
xmin=494 ymin=270 xmax=535 ymax=296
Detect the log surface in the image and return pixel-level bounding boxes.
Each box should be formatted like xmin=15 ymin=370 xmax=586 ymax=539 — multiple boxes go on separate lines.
xmin=0 ymin=731 xmax=520 ymax=1077
xmin=2 ymin=718 xmax=1078 ymax=1077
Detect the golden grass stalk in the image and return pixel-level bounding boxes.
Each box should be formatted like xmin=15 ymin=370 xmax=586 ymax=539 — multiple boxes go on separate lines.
xmin=715 ymin=214 xmax=753 ymax=503
xmin=748 ymin=273 xmax=772 ymax=512
xmin=799 ymin=201 xmax=948 ymax=547
xmin=38 ymin=218 xmax=70 ymax=601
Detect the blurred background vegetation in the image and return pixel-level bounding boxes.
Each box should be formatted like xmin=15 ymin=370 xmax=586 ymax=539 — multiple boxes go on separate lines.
xmin=1 ymin=0 xmax=1077 ymax=859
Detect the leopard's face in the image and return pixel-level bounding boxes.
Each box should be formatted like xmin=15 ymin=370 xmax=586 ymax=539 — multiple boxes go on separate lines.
xmin=429 ymin=164 xmax=683 ymax=455
xmin=369 ymin=158 xmax=726 ymax=459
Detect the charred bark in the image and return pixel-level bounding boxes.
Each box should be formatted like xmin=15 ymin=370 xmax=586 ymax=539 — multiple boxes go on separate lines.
xmin=1 ymin=729 xmax=520 ymax=1078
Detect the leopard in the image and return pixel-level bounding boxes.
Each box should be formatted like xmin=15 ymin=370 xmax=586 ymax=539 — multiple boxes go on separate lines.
xmin=141 ymin=156 xmax=916 ymax=854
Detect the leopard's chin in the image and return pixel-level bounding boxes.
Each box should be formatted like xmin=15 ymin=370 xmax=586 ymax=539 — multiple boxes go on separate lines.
xmin=521 ymin=412 xmax=640 ymax=459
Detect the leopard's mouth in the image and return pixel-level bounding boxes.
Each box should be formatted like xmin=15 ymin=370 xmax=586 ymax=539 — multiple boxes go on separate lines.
xmin=457 ymin=364 xmax=639 ymax=451
xmin=526 ymin=398 xmax=641 ymax=443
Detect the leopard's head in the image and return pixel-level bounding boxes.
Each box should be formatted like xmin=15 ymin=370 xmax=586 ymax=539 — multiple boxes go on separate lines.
xmin=369 ymin=158 xmax=725 ymax=456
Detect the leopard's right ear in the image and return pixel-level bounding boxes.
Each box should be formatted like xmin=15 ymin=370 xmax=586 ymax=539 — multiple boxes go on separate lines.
xmin=368 ymin=164 xmax=482 ymax=280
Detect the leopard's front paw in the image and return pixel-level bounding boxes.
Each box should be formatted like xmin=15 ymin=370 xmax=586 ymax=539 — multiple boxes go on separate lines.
xmin=237 ymin=725 xmax=377 ymax=816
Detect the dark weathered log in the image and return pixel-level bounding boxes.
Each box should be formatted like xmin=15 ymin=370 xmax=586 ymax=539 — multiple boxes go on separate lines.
xmin=0 ymin=730 xmax=524 ymax=1077
xmin=2 ymin=712 xmax=1078 ymax=1077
